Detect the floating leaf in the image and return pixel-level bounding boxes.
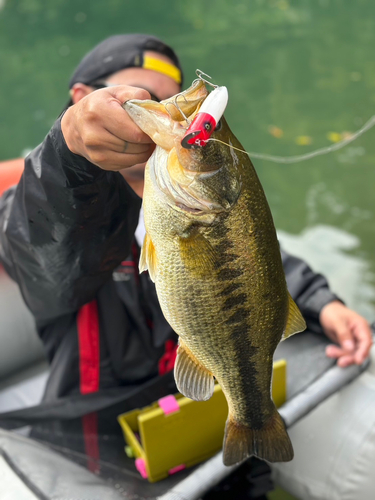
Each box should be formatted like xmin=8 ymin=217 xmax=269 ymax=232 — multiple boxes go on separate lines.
xmin=327 ymin=132 xmax=342 ymax=143
xmin=295 ymin=136 xmax=312 ymax=146
xmin=268 ymin=125 xmax=283 ymax=138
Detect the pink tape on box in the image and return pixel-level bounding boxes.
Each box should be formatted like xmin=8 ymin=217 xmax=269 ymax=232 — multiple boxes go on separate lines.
xmin=135 ymin=458 xmax=148 ymax=478
xmin=158 ymin=395 xmax=180 ymax=415
xmin=169 ymin=463 xmax=186 ymax=475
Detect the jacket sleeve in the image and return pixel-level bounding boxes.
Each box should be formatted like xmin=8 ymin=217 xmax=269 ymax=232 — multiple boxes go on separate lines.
xmin=281 ymin=248 xmax=342 ymax=333
xmin=0 ymin=117 xmax=141 ymax=326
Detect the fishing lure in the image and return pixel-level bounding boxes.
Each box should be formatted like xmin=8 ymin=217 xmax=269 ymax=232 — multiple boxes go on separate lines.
xmin=181 ymin=86 xmax=228 ymax=149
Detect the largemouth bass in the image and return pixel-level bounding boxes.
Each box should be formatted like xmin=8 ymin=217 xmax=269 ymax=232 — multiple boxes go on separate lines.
xmin=124 ymin=78 xmax=306 ymax=466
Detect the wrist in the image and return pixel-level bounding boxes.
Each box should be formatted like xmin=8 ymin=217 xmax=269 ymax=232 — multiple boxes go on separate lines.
xmin=320 ymin=299 xmax=343 ymax=320
xmin=61 ymin=106 xmax=80 ymax=155
xmin=319 ymin=301 xmax=347 ymax=337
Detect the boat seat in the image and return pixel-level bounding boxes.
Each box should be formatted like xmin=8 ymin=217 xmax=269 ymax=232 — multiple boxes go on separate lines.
xmin=0 ymin=267 xmax=48 ymax=411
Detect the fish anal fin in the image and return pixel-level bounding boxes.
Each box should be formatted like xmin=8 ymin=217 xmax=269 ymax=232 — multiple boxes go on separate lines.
xmin=174 ymin=340 xmax=214 ymax=402
xmin=139 ymin=233 xmax=157 ymax=282
xmin=179 ymin=231 xmax=217 ymax=277
xmin=223 ymin=409 xmax=294 ymax=466
xmin=282 ymin=292 xmax=306 ymax=341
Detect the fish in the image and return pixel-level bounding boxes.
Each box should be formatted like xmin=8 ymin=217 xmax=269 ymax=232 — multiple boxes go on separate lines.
xmin=124 ymin=78 xmax=306 ymax=466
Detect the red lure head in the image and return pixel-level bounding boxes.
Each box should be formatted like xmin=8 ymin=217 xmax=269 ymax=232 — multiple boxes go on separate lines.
xmin=181 ymin=86 xmax=228 ymax=150
xmin=181 ymin=113 xmax=217 ymax=149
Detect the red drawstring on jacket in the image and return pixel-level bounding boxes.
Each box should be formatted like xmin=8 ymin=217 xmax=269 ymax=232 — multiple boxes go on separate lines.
xmin=159 ymin=340 xmax=177 ymax=375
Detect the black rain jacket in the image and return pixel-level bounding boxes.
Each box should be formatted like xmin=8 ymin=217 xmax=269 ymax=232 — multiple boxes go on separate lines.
xmin=0 ymin=118 xmax=340 ymax=401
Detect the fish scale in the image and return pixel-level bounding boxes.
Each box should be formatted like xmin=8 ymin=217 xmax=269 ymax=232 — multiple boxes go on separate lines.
xmin=124 ymin=78 xmax=306 ymax=466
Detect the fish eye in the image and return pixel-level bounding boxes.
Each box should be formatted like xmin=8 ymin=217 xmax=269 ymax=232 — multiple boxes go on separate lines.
xmin=215 ymin=119 xmax=222 ymax=131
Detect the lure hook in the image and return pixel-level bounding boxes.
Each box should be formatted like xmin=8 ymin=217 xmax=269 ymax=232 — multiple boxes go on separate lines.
xmin=164 ymin=93 xmax=191 ymax=126
xmin=195 ymin=69 xmax=218 ymax=89
xmin=174 ymin=93 xmax=191 ymax=124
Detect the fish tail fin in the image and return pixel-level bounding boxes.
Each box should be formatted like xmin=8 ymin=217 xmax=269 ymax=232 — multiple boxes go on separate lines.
xmin=223 ymin=409 xmax=294 ymax=466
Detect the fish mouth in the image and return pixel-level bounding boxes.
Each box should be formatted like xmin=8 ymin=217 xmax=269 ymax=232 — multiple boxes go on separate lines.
xmin=124 ymin=79 xmax=208 ymax=151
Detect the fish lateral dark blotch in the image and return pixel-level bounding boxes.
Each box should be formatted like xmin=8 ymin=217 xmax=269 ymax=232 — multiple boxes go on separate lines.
xmin=217 ymin=267 xmax=243 ymax=282
xmin=225 ymin=307 xmax=250 ymax=325
xmin=212 ymin=237 xmax=234 ymax=253
xmin=222 ymin=293 xmax=247 ymax=311
xmin=219 ymin=282 xmax=242 ymax=297
xmin=229 ymin=323 xmax=250 ymax=342
xmin=231 ymin=341 xmax=264 ymax=429
xmin=220 ymin=252 xmax=238 ymax=266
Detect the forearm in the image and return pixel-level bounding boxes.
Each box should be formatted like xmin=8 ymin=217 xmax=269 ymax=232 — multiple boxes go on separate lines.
xmin=1 ymin=118 xmax=141 ymax=324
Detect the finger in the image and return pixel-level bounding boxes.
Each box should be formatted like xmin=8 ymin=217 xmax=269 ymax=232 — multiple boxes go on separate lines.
xmin=337 ymin=354 xmax=356 ymax=368
xmin=332 ymin=320 xmax=355 ymax=352
xmin=81 ymin=125 xmax=153 ymax=156
xmin=103 ymin=119 xmax=154 ymax=146
xmin=78 ymin=86 xmax=153 ymax=146
xmin=326 ymin=345 xmax=345 ymax=358
xmin=88 ymin=148 xmax=153 ymax=171
xmin=63 ymin=86 xmax=156 ymax=167
xmin=96 ymin=137 xmax=152 ymax=155
xmin=353 ymin=330 xmax=373 ymax=364
xmin=97 ymin=86 xmax=154 ymax=144
xmin=107 ymin=84 xmax=151 ymax=105
xmin=326 ymin=344 xmax=356 ymax=366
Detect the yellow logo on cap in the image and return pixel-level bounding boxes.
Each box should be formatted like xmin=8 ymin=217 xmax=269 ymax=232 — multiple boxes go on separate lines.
xmin=142 ymin=55 xmax=182 ymax=85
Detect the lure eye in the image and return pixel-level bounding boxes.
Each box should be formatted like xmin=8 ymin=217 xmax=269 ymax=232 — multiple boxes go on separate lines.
xmin=215 ymin=119 xmax=222 ymax=131
xmin=204 ymin=122 xmax=212 ymax=131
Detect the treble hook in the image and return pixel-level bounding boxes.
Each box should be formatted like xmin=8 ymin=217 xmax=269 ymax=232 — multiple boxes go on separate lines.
xmin=164 ymin=92 xmax=191 ymax=126
xmin=195 ymin=69 xmax=218 ymax=89
xmin=174 ymin=93 xmax=191 ymax=124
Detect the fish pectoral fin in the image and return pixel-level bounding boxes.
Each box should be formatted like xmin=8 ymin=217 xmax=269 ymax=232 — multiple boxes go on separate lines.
xmin=139 ymin=233 xmax=157 ymax=282
xmin=223 ymin=409 xmax=294 ymax=466
xmin=179 ymin=231 xmax=217 ymax=277
xmin=282 ymin=292 xmax=307 ymax=341
xmin=174 ymin=340 xmax=214 ymax=402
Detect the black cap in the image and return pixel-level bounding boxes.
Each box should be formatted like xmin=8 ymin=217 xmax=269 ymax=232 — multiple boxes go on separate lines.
xmin=68 ymin=34 xmax=183 ymax=89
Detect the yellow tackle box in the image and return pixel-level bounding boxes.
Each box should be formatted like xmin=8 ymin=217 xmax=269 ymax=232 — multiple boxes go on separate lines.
xmin=117 ymin=359 xmax=287 ymax=483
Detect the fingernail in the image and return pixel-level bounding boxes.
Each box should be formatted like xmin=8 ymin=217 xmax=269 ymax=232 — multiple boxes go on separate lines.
xmin=343 ymin=340 xmax=354 ymax=351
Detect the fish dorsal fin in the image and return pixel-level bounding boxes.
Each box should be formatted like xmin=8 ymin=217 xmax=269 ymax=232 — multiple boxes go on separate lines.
xmin=282 ymin=293 xmax=307 ymax=341
xmin=139 ymin=233 xmax=157 ymax=282
xmin=175 ymin=340 xmax=215 ymax=401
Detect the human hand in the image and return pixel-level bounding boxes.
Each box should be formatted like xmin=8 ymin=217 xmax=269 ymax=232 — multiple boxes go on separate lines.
xmin=61 ymin=86 xmax=155 ymax=171
xmin=320 ymin=300 xmax=373 ymax=367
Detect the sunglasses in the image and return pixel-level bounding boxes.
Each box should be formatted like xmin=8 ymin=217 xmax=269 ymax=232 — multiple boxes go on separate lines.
xmin=90 ymin=80 xmax=161 ymax=102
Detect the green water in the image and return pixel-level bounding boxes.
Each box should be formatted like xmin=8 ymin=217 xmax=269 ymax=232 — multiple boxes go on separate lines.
xmin=2 ymin=1 xmax=375 ymax=322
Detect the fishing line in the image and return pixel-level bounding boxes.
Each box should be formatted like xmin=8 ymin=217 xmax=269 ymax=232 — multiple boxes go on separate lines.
xmin=207 ymin=114 xmax=375 ymax=164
